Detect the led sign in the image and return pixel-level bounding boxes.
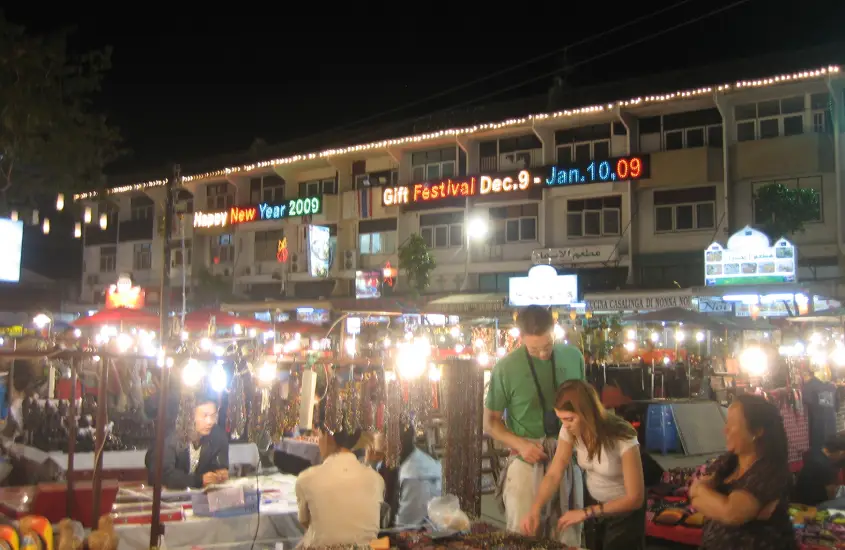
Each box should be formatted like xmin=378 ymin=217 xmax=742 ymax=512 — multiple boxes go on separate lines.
xmin=382 ymin=155 xmax=650 ymax=206
xmin=704 ymin=226 xmax=796 ymax=286
xmin=193 ymin=196 xmax=323 ymax=228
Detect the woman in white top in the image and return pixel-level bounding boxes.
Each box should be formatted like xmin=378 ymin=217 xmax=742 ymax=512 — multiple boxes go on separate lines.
xmin=521 ymin=380 xmax=645 ymax=550
xmin=295 ymin=427 xmax=385 ymax=548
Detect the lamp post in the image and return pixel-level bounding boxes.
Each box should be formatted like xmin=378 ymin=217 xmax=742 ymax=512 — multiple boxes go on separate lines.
xmin=460 ymin=215 xmax=488 ymax=292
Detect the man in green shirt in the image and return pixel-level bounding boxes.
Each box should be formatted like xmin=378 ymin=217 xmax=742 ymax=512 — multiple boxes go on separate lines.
xmin=484 ymin=305 xmax=585 ymax=542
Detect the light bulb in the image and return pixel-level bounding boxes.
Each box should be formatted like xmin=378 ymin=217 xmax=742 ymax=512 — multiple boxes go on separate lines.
xmin=210 ymin=363 xmax=227 ymax=392
xmin=9 ymin=210 xmax=17 ymax=222
xmin=99 ymin=213 xmax=108 ymax=230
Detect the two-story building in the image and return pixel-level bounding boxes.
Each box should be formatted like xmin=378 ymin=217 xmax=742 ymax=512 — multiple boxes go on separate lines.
xmin=74 ymin=63 xmax=845 ymax=315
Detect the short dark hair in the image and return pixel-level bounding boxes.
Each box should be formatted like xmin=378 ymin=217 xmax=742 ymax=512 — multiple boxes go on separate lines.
xmin=517 ymin=305 xmax=555 ymax=336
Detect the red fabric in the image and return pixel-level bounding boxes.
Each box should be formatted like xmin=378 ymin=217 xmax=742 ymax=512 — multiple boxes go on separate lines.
xmin=56 ymin=379 xmax=82 ymax=400
xmin=779 ymin=402 xmax=810 ymax=463
xmin=601 ymin=385 xmax=632 ymax=409
xmin=646 ymin=523 xmax=702 ymax=546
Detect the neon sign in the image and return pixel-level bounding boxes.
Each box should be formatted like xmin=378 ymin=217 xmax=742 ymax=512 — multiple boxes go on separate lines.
xmin=276 ymin=237 xmax=289 ymax=263
xmin=193 ymin=196 xmax=323 ymax=228
xmin=382 ymin=155 xmax=650 ymax=206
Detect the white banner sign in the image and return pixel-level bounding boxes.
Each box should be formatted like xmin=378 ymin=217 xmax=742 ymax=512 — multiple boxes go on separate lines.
xmin=585 ymin=292 xmax=692 ymax=312
xmin=697 ymin=298 xmax=732 ymax=313
xmin=509 ymin=265 xmax=578 ymax=307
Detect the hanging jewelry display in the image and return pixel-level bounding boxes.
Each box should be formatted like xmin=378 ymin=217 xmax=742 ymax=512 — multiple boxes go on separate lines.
xmin=174 ymin=391 xmax=197 ymax=448
xmin=442 ymin=357 xmax=483 ymax=516
xmin=282 ymin=367 xmax=302 ymax=434
xmin=323 ymin=367 xmax=340 ymax=433
xmin=227 ymin=367 xmax=247 ymax=440
xmin=385 ymin=377 xmax=403 ymax=468
xmin=407 ymin=376 xmax=432 ymax=426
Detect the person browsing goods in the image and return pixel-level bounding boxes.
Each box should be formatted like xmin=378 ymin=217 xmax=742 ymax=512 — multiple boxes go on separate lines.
xmin=484 ymin=305 xmax=585 ymax=544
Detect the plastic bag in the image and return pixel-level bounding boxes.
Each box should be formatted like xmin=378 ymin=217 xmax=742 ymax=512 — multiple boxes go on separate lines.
xmin=427 ymin=494 xmax=471 ymax=532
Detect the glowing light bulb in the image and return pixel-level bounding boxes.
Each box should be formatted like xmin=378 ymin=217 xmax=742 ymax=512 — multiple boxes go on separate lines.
xmin=56 ymin=194 xmax=64 ymax=211
xmin=74 ymin=222 xmax=82 ymax=238
xmin=42 ymin=218 xmax=50 ymax=235
xmin=99 ymin=213 xmax=108 ymax=230
xmin=83 ymin=206 xmax=92 ymax=224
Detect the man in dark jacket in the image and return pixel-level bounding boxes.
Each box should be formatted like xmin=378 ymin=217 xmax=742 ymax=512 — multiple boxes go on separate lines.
xmin=146 ymin=394 xmax=230 ymax=489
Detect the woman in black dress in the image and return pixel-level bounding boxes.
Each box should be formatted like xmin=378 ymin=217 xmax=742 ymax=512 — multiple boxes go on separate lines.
xmin=690 ymin=394 xmax=796 ymax=550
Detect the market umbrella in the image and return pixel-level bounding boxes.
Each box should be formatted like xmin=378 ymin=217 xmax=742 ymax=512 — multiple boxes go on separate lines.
xmin=623 ymin=307 xmax=734 ymax=330
xmin=182 ymin=309 xmax=273 ymax=332
xmin=72 ymin=308 xmax=160 ymax=329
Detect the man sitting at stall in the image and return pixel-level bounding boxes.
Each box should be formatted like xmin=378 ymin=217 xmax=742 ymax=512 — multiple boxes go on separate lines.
xmin=295 ymin=426 xmax=384 ymax=548
xmin=793 ymin=434 xmax=845 ymax=506
xmin=145 ymin=393 xmax=229 ymax=489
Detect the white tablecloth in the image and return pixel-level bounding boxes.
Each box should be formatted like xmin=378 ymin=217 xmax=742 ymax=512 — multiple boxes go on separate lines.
xmin=116 ymin=474 xmax=304 ymax=550
xmin=277 ymin=439 xmax=320 ymax=465
xmin=7 ymin=443 xmax=261 ymax=471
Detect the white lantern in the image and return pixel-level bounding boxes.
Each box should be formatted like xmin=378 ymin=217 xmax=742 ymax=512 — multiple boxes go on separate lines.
xmin=83 ymin=206 xmax=92 ymax=224
xmin=42 ymin=218 xmax=50 ymax=235
xmin=9 ymin=210 xmax=17 ymax=222
xmin=55 ymin=193 xmax=64 ymax=211
xmin=73 ymin=222 xmax=82 ymax=238
xmin=99 ymin=213 xmax=108 ymax=230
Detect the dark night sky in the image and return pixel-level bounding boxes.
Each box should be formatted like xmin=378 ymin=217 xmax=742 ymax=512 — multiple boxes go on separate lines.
xmin=5 ymin=0 xmax=845 ymax=280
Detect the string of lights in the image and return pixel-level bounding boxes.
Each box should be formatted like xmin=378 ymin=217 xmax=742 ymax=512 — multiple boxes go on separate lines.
xmin=73 ymin=61 xmax=838 ymax=202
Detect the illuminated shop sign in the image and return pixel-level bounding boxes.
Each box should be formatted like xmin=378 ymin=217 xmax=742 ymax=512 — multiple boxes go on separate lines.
xmin=704 ymin=226 xmax=796 ymax=286
xmin=193 ymin=196 xmax=323 ymax=228
xmin=382 ymin=155 xmax=649 ymax=206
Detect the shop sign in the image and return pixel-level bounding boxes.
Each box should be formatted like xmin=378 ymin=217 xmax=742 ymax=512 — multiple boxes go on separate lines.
xmin=532 ymin=245 xmax=618 ymax=265
xmin=704 ymin=226 xmax=795 ymax=286
xmin=382 ymin=154 xmax=650 ymax=206
xmin=585 ymin=292 xmax=692 ymax=312
xmin=697 ymin=297 xmax=732 ymax=313
xmin=106 ymin=273 xmax=145 ymax=309
xmin=508 ymin=265 xmax=578 ymax=307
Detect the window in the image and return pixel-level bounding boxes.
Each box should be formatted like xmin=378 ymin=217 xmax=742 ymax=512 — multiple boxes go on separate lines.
xmin=752 ymin=176 xmax=823 ymax=224
xmin=355 ymin=170 xmax=398 ymax=189
xmin=411 ymin=148 xmax=457 ymax=182
xmin=566 ymin=196 xmax=621 ymax=237
xmin=130 ymin=196 xmax=154 ymax=221
xmin=99 ymin=246 xmax=116 ymax=272
xmin=734 ymin=96 xmax=816 ymax=141
xmin=99 ymin=202 xmax=118 ymax=228
xmin=479 ymin=272 xmax=522 ymax=293
xmin=250 ymin=176 xmax=285 ymax=204
xmin=211 ymin=233 xmax=235 ymax=264
xmin=171 ymin=240 xmax=192 ymax=267
xmin=359 ymin=232 xmax=396 ymax=255
xmin=557 ymin=139 xmax=610 ymax=164
xmin=663 ymin=125 xmax=722 ymax=150
xmin=255 ymin=230 xmax=284 ymax=262
xmin=133 ymin=243 xmax=152 ymax=270
xmin=420 ymin=212 xmax=464 ymax=249
xmin=299 ymin=178 xmax=337 ymax=197
xmin=489 ymin=203 xmax=539 ymax=244
xmin=654 ymin=186 xmax=716 ymax=233
xmin=206 ymin=183 xmax=234 ymax=210
xmin=175 ymin=190 xmax=194 ymax=214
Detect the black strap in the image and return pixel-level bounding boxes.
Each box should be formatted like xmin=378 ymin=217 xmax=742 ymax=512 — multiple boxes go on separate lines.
xmin=524 ymin=346 xmax=557 ymax=412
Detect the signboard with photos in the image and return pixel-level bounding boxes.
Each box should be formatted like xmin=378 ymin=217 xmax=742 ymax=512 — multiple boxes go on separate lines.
xmin=704 ymin=226 xmax=796 ymax=286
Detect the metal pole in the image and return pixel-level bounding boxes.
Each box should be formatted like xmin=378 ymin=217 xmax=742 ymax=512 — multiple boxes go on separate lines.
xmin=66 ymin=359 xmax=78 ymax=518
xmin=91 ymin=357 xmax=108 ymax=521
xmin=150 ymin=165 xmax=177 ymax=550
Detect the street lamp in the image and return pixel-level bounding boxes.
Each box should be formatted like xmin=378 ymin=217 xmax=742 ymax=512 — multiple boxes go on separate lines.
xmin=461 ymin=214 xmax=488 ymax=292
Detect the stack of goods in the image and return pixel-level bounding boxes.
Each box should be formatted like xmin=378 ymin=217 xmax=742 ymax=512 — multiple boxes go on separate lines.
xmin=647 ymin=464 xmax=710 ymax=534
xmin=387 ymin=523 xmax=574 ymax=549
xmin=789 ymin=505 xmax=845 ymax=549
xmin=3 ymin=515 xmax=119 ymax=550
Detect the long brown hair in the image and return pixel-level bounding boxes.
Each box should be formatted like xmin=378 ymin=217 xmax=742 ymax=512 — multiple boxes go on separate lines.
xmin=555 ymin=379 xmax=636 ymax=462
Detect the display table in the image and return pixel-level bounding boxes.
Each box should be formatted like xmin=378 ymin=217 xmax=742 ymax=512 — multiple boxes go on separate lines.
xmin=113 ymin=473 xmax=304 ymax=550
xmin=386 ymin=522 xmax=583 ymax=549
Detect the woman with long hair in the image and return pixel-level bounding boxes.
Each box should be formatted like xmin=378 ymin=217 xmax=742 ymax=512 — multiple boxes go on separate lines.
xmin=690 ymin=394 xmax=796 ymax=549
xmin=521 ymin=380 xmax=645 ymax=550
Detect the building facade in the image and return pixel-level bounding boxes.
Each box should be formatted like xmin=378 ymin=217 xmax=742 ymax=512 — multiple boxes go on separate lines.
xmin=75 ymin=64 xmax=845 ymax=311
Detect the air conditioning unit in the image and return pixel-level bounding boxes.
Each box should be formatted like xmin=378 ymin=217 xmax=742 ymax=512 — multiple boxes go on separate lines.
xmin=291 ymin=253 xmax=302 ymax=273
xmin=344 ymin=249 xmax=356 ymax=270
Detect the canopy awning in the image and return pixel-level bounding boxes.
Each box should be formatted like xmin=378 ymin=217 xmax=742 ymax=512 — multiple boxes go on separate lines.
xmin=424 ymin=293 xmax=507 ymax=315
